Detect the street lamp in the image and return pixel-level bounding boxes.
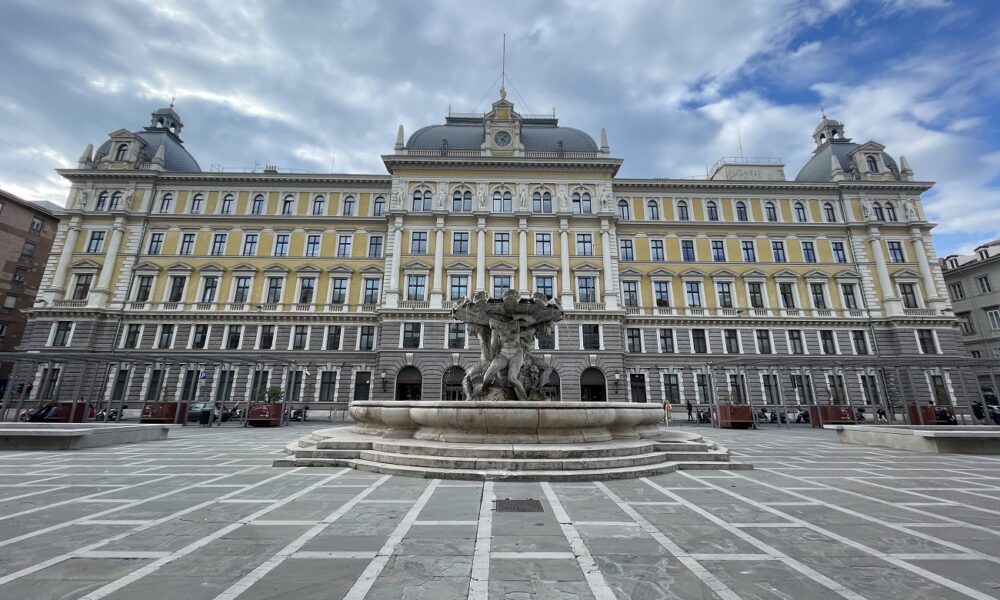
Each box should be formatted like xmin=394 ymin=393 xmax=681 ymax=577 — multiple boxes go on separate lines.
xmin=380 ymin=371 xmax=387 ymax=393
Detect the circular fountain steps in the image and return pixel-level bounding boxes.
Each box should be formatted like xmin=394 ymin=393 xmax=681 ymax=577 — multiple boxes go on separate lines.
xmin=275 ymin=428 xmax=752 ymax=481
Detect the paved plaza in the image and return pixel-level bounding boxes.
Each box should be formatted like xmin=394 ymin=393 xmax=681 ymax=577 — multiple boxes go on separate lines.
xmin=1 ymin=424 xmax=999 ymax=600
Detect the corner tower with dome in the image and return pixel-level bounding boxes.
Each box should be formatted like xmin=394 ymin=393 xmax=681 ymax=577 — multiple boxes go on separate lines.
xmin=14 ymin=95 xmax=975 ymax=426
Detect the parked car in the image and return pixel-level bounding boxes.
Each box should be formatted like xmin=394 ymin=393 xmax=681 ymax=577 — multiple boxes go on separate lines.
xmin=187 ymin=402 xmax=233 ymax=423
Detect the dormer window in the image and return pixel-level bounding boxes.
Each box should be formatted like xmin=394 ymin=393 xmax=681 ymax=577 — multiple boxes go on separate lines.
xmin=866 ymin=155 xmax=878 ymax=173
xmin=978 ymin=249 xmax=989 ymax=261
xmin=114 ymin=143 xmax=128 ymax=161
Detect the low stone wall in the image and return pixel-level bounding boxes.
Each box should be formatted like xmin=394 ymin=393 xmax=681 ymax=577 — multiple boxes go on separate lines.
xmin=0 ymin=423 xmax=171 ymax=450
xmin=827 ymin=425 xmax=1000 ymax=454
xmin=349 ymin=401 xmax=665 ymax=443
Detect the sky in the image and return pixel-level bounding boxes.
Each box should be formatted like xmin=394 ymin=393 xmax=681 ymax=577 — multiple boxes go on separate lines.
xmin=0 ymin=0 xmax=997 ymax=256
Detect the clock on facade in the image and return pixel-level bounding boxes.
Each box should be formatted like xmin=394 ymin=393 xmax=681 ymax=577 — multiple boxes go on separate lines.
xmin=493 ymin=130 xmax=512 ymax=147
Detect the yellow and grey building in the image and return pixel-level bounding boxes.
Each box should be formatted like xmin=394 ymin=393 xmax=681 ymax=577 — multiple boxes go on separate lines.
xmin=15 ymin=94 xmax=977 ymax=416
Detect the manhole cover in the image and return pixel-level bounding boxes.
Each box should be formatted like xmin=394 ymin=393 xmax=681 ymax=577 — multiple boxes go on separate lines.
xmin=494 ymin=498 xmax=544 ymax=512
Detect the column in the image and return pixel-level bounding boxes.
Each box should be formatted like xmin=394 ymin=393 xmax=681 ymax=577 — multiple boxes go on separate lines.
xmin=88 ymin=220 xmax=125 ymax=309
xmin=430 ymin=221 xmax=445 ymax=308
xmin=45 ymin=219 xmax=82 ymax=302
xmin=385 ymin=220 xmax=403 ymax=308
xmin=600 ymin=224 xmax=618 ymax=310
xmin=868 ymin=230 xmax=902 ymax=317
xmin=476 ymin=218 xmax=486 ymax=293
xmin=910 ymin=228 xmax=944 ymax=311
xmin=559 ymin=222 xmax=573 ymax=309
xmin=518 ymin=219 xmax=529 ymax=295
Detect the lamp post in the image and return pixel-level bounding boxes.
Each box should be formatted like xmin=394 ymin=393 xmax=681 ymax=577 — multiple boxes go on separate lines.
xmin=380 ymin=371 xmax=387 ymax=394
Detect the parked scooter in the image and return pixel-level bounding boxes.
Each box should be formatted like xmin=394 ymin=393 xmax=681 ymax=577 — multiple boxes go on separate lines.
xmin=95 ymin=408 xmax=122 ymax=422
xmin=794 ymin=408 xmax=811 ymax=423
xmin=696 ymin=408 xmax=712 ymax=424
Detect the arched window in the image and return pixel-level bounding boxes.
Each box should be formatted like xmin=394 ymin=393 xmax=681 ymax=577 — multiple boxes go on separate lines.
xmin=158 ymin=193 xmax=173 ymax=214
xmin=109 ymin=191 xmax=123 ymax=210
xmin=735 ymin=201 xmax=748 ymax=222
xmin=617 ymin=200 xmax=631 ymax=220
xmin=453 ymin=190 xmax=472 ymax=212
xmin=114 ymin=143 xmax=128 ymax=161
xmin=794 ymin=202 xmax=807 ymax=223
xmin=572 ymin=191 xmax=592 ymax=214
xmin=493 ymin=190 xmax=512 ymax=212
xmin=706 ymin=201 xmax=719 ymax=221
xmin=765 ymin=202 xmax=777 ymax=222
xmin=544 ymin=370 xmax=561 ymax=401
xmin=412 ymin=190 xmax=431 ymax=211
xmin=220 ymin=194 xmax=234 ymax=215
xmin=866 ymin=156 xmax=879 ymax=172
xmin=823 ymin=202 xmax=836 ymax=223
xmin=313 ymin=195 xmax=327 ymax=216
xmin=533 ymin=190 xmax=553 ymax=213
xmin=884 ymin=202 xmax=897 ymax=222
xmin=251 ymin=194 xmax=265 ymax=215
xmin=677 ymin=200 xmax=689 ymax=221
xmin=342 ymin=196 xmax=355 ymax=216
xmin=372 ymin=196 xmax=385 ymax=216
xmin=873 ymin=202 xmax=884 ymax=221
xmin=156 ymin=118 xmax=165 ymax=128
xmin=95 ymin=191 xmax=109 ymax=211
xmin=441 ymin=366 xmax=466 ymax=401
xmin=580 ymin=368 xmax=606 ymax=402
xmin=647 ymin=200 xmax=660 ymax=220
xmin=395 ymin=366 xmax=422 ymax=400
xmin=281 ymin=194 xmax=295 ymax=215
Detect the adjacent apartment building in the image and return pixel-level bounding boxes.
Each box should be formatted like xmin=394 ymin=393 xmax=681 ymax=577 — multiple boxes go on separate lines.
xmin=12 ymin=92 xmax=976 ymax=417
xmin=0 ymin=188 xmax=58 ymax=395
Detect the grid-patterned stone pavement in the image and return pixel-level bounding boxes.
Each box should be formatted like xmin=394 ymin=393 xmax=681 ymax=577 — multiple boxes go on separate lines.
xmin=1 ymin=423 xmax=999 ymax=600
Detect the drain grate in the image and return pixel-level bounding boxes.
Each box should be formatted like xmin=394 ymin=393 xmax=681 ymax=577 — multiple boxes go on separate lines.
xmin=494 ymin=498 xmax=544 ymax=512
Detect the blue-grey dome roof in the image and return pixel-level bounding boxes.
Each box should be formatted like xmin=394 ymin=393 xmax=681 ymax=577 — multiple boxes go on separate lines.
xmin=406 ymin=122 xmax=598 ymax=152
xmin=795 ymin=141 xmax=897 ymax=182
xmin=96 ymin=129 xmax=201 ymax=172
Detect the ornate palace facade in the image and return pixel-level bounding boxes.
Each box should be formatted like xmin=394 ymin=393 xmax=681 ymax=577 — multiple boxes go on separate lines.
xmin=14 ymin=94 xmax=973 ymax=415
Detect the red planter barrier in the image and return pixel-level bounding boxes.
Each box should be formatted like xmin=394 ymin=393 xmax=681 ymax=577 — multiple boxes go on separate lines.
xmin=54 ymin=402 xmax=89 ymax=423
xmin=248 ymin=403 xmax=282 ymax=427
xmin=140 ymin=402 xmax=187 ymax=424
xmin=808 ymin=405 xmax=856 ymax=428
xmin=907 ymin=404 xmax=956 ymax=425
xmin=718 ymin=405 xmax=754 ymax=429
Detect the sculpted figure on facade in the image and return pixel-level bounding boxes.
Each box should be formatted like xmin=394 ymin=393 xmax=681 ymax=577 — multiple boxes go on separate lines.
xmin=861 ymin=200 xmax=872 ymax=220
xmin=478 ymin=188 xmax=487 ymax=210
xmin=601 ymin=188 xmax=612 ymax=212
xmin=122 ymin=189 xmax=134 ymax=211
xmin=519 ymin=188 xmax=528 ymax=210
xmin=558 ymin=190 xmax=568 ymax=212
xmin=74 ymin=189 xmax=89 ymax=209
xmin=904 ymin=200 xmax=917 ymax=221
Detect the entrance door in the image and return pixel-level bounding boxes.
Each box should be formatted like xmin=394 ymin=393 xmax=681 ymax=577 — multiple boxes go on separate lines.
xmin=580 ymin=368 xmax=606 ymax=402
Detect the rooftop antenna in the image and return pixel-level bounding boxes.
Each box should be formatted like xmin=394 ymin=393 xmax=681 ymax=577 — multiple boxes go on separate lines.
xmin=500 ymin=33 xmax=507 ymax=98
xmin=820 ymin=105 xmax=826 ymax=119
xmin=736 ymin=114 xmax=745 ymax=158
xmin=169 ymin=96 xmax=175 ymax=109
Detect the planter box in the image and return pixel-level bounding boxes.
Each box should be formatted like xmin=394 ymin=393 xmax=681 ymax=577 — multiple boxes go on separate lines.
xmin=52 ymin=402 xmax=89 ymax=423
xmin=809 ymin=405 xmax=856 ymax=428
xmin=718 ymin=405 xmax=753 ymax=429
xmin=907 ymin=404 xmax=956 ymax=426
xmin=248 ymin=403 xmax=282 ymax=427
xmin=140 ymin=402 xmax=187 ymax=424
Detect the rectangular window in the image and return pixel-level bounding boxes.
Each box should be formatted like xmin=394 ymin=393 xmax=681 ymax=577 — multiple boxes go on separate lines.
xmin=861 ymin=374 xmax=880 ymax=405
xmin=931 ymin=374 xmax=950 ymax=405
xmin=30 ymin=216 xmax=43 ymax=235
xmin=977 ymin=276 xmax=993 ymax=294
xmin=72 ymin=274 xmax=92 ymax=300
xmin=410 ymin=232 xmax=427 ymax=254
xmin=622 ymin=281 xmax=639 ymax=307
xmin=663 ymin=374 xmax=680 ymax=404
xmin=192 ymin=324 xmax=209 ymax=349
xmin=685 ymin=282 xmax=702 ymax=307
xmin=492 ymin=275 xmax=512 ymax=298
xmin=842 ymin=284 xmax=859 ymax=310
xmin=402 ymin=323 xmax=422 ymax=348
xmin=494 ymin=233 xmax=511 ymax=255
xmin=900 ymin=283 xmax=919 ymax=309
xmin=578 ymin=277 xmax=596 ymax=303
xmin=626 ymin=328 xmax=642 ymax=352
xmin=179 ymin=370 xmax=198 ymax=402
xmin=453 ymin=232 xmax=470 ymax=255
xmin=729 ymin=374 xmax=746 ymax=404
xmin=762 ymin=374 xmax=780 ymax=405
xmin=791 ymin=374 xmax=814 ymax=404
xmin=168 ymin=276 xmax=186 ymax=302
xmin=226 ymin=324 xmax=242 ymax=349
xmin=697 ymin=374 xmax=712 ymax=403
xmin=211 ymin=233 xmax=227 ymax=255
xmin=2 ymin=294 xmax=16 ymax=313
xmin=233 ymin=276 xmax=251 ymax=303
xmin=887 ymin=241 xmax=905 ymax=263
xmin=359 ymin=325 xmax=375 ymax=351
xmin=448 ymin=323 xmax=466 ymax=349
xmin=145 ymin=369 xmax=162 ymax=402
xmin=692 ymin=329 xmax=708 ymax=353
xmin=325 ymin=325 xmax=342 ymax=350
xmin=337 ymin=235 xmax=352 ymax=257
xmin=200 ymin=276 xmax=219 ymax=303
xmin=741 ymin=240 xmax=756 ymax=262
xmin=711 ymin=240 xmax=726 ymax=262
xmin=258 ymin=325 xmax=274 ymax=349
xmin=534 ymin=233 xmax=551 ymax=255
xmin=20 ymin=240 xmax=36 ymax=261
xmin=178 ymin=233 xmax=195 ymax=255
xmin=810 ymin=283 xmax=827 ymax=309
xmin=449 ymin=275 xmax=469 ymax=301
xmin=748 ymin=282 xmax=764 ymax=308
xmin=651 ymin=239 xmax=665 ymax=261
xmin=135 ymin=276 xmax=153 ymax=302
xmin=537 ymin=325 xmax=555 ymax=349
xmin=788 ymin=330 xmax=804 ymax=354
xmin=329 ymin=278 xmax=348 ymax=304
xmin=653 ymin=281 xmax=670 ymax=307
xmin=363 ymin=279 xmax=380 ymax=305
xmin=802 ymin=241 xmax=817 ymax=263
xmin=832 ymin=242 xmax=847 ymax=263
xmin=724 ymin=329 xmax=740 ymax=354
xmin=716 ymin=282 xmax=733 ymax=308
xmin=820 ymin=330 xmax=836 ymax=355
xmin=297 ymin=277 xmax=315 ymax=304
xmin=988 ymin=309 xmax=1000 ymax=331
xmin=852 ymin=330 xmax=869 ymax=354
xmin=274 ymin=234 xmax=290 ymax=257
xmin=756 ymin=329 xmax=772 ymax=354
xmin=681 ymin=240 xmax=695 ymax=262
xmin=265 ymin=277 xmax=283 ymax=303
xmin=292 ymin=325 xmax=309 ymax=350
xmin=319 ymin=372 xmax=338 ymax=402
xmin=242 ymin=233 xmax=258 ymax=256
xmin=619 ymin=239 xmax=634 ymax=261
xmin=158 ymin=324 xmax=174 ymax=349
xmin=124 ymin=324 xmax=142 ymax=349
xmin=779 ymin=283 xmax=796 ymax=309
xmin=576 ymin=234 xmax=593 ymax=256
xmin=658 ymin=329 xmax=674 ymax=353
xmin=772 ymin=241 xmax=786 ymax=263
xmin=147 ymin=233 xmax=163 ymax=255
xmin=306 ymin=234 xmax=321 ymax=257
xmin=917 ymin=329 xmax=938 ymax=354
xmin=582 ymin=324 xmax=601 ymax=350
xmin=406 ymin=275 xmax=426 ymax=301
xmin=535 ymin=276 xmax=554 ymax=299
xmin=52 ymin=321 xmax=73 ymax=347
xmin=354 ymin=372 xmax=372 ymax=402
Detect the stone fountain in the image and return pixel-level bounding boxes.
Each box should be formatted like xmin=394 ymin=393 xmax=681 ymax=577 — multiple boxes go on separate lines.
xmin=276 ymin=291 xmax=749 ymax=480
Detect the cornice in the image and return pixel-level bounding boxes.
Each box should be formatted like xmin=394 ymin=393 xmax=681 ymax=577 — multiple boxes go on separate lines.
xmin=57 ymin=169 xmax=392 ymax=188
xmin=611 ymin=178 xmax=935 ymax=194
xmin=381 ymin=154 xmax=623 ymax=176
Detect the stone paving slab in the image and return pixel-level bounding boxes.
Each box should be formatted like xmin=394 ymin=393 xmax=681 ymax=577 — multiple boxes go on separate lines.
xmin=1 ymin=423 xmax=999 ymax=599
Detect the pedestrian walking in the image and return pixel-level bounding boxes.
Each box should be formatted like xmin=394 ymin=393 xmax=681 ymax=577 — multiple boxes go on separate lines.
xmin=686 ymin=400 xmax=693 ymax=422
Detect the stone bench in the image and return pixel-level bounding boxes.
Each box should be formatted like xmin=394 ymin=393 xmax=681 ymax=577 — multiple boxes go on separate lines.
xmin=825 ymin=424 xmax=1000 ymax=454
xmin=0 ymin=423 xmax=171 ymax=450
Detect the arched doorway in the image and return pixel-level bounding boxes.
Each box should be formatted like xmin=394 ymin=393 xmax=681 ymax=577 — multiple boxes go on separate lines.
xmin=580 ymin=368 xmax=606 ymax=402
xmin=395 ymin=366 xmax=422 ymax=400
xmin=544 ymin=371 xmax=561 ymax=401
xmin=442 ymin=366 xmax=466 ymax=401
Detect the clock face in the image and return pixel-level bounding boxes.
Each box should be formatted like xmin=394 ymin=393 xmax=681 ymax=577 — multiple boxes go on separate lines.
xmin=494 ymin=130 xmax=512 ymax=147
